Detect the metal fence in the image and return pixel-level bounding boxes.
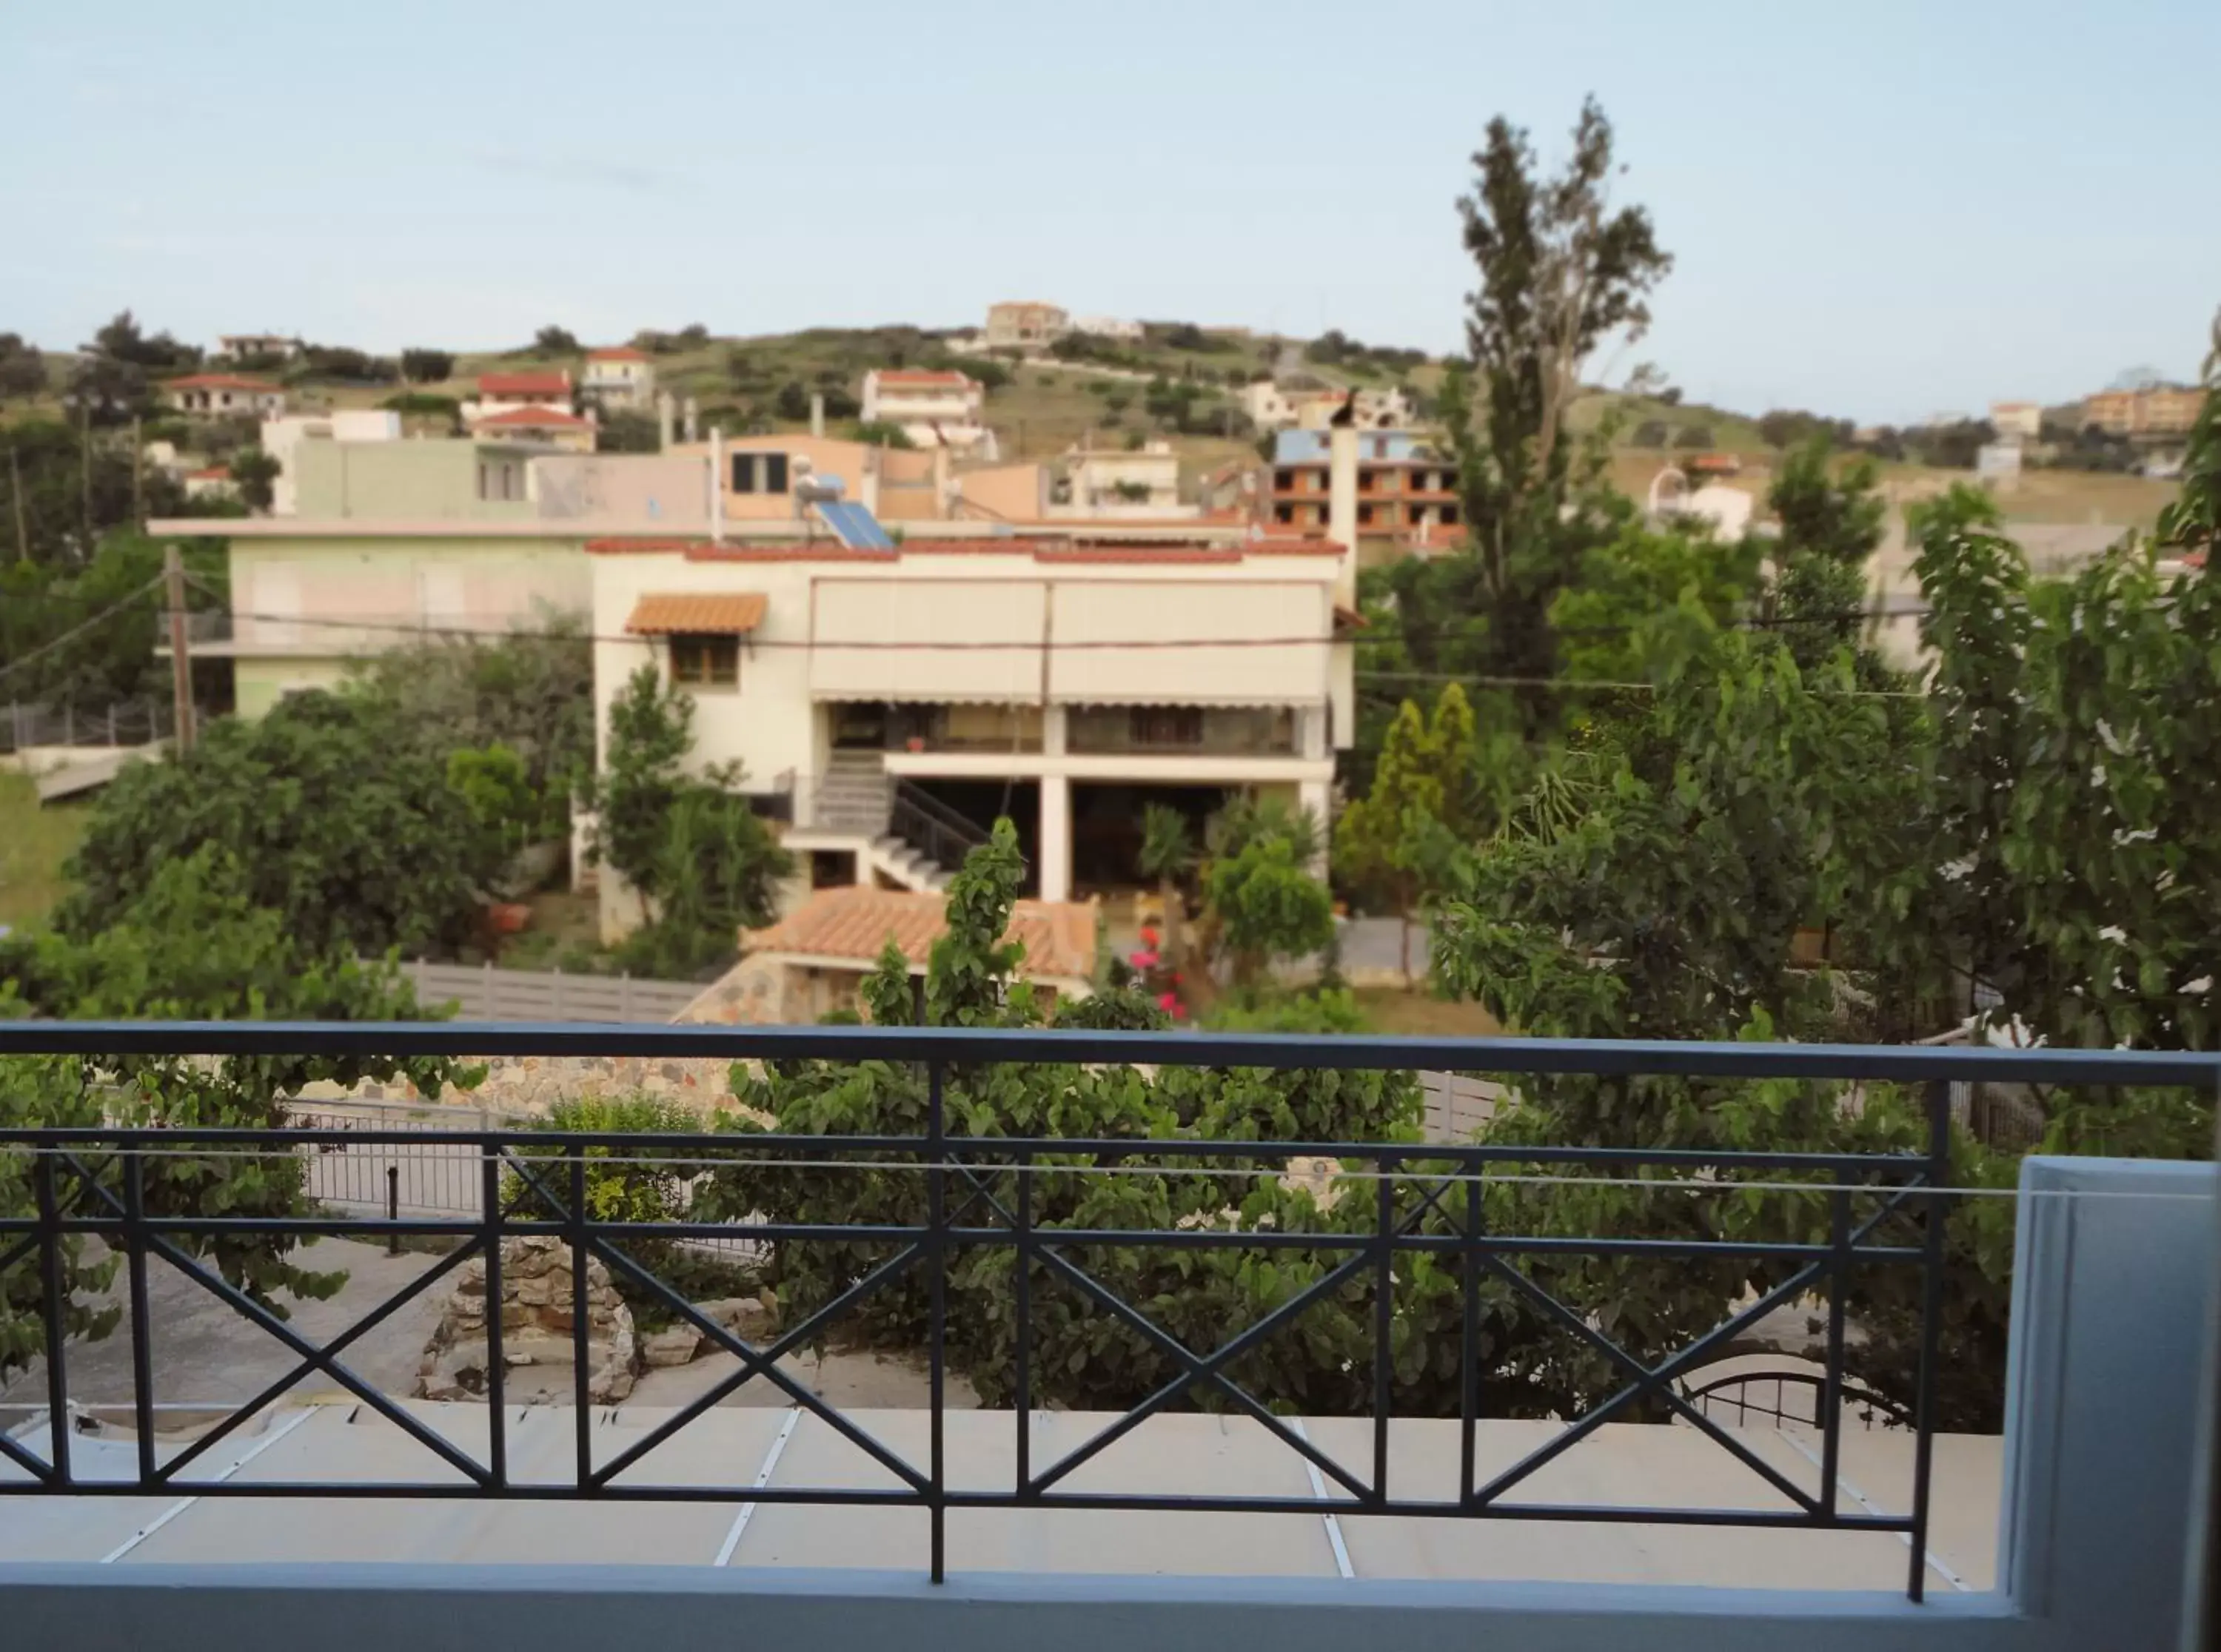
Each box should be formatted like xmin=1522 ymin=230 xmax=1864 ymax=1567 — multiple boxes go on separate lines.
xmin=1 ymin=696 xmax=170 ymax=754
xmin=398 ymin=959 xmax=703 ymax=1023
xmin=1 ymin=1020 xmax=2214 ymax=1599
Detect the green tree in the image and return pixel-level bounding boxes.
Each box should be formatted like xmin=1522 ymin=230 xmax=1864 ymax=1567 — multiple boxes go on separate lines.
xmin=227 ymin=445 xmax=281 ymax=511
xmin=1201 ymin=798 xmax=1333 ymax=988
xmin=399 ymin=348 xmax=455 ymax=383
xmin=1137 ymin=802 xmax=1196 ymax=995
xmin=1766 ymin=437 xmax=1888 ymax=675
xmin=596 ymin=410 xmax=662 ymax=453
xmin=849 ymin=419 xmax=916 ymax=448
xmin=533 ymin=325 xmax=580 ymax=355
xmin=589 ymin=665 xmax=791 ymax=976
xmin=0 ymin=333 xmax=48 ymax=400
xmin=1334 ymin=684 xmax=1481 ymax=979
xmin=56 ymin=690 xmax=495 ymax=958
xmin=1 ymin=846 xmax=469 ymax=1388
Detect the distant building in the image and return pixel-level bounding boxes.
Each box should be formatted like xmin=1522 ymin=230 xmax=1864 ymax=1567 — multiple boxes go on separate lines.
xmin=1240 ymin=382 xmax=1413 ymax=433
xmin=1267 ymin=429 xmax=1457 ymax=535
xmin=260 ymin=409 xmax=404 ymax=516
xmin=471 ymin=370 xmax=574 ymax=416
xmin=1989 ymin=401 xmax=2043 ymax=440
xmin=1071 ymin=317 xmax=1144 ymax=341
xmin=182 ymin=465 xmax=237 ymax=502
xmin=860 ymin=369 xmax=994 ymax=456
xmin=580 ymin=348 xmax=654 ymax=413
xmin=216 ymin=334 xmax=303 ymax=362
xmin=983 ymin=301 xmax=1071 ymax=351
xmin=1058 ymin=441 xmax=1190 ymax=517
xmin=2083 ymin=386 xmax=2202 ymax=437
xmin=469 ymin=405 xmax=598 ymax=454
xmin=1977 ymin=440 xmax=2025 ymax=482
xmin=163 ymin=374 xmax=287 ymax=418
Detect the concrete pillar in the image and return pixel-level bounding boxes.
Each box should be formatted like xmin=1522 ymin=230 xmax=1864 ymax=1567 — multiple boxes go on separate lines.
xmin=1039 ymin=775 xmax=1072 ymax=903
xmin=655 ymin=391 xmax=675 ymax=452
xmin=1299 ymin=776 xmax=1332 ymax=879
xmin=708 ymin=431 xmax=726 ymax=545
xmin=1043 ymin=704 xmax=1068 ymax=756
xmin=1327 ymin=423 xmax=1359 ymax=611
xmin=810 ymin=393 xmax=825 ymax=439
xmin=682 ymin=397 xmax=700 ymax=444
xmin=1299 ymin=705 xmax=1326 ymax=761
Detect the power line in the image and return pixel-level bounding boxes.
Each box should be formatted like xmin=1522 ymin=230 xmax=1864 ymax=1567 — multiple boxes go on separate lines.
xmin=0 ymin=575 xmax=167 ymax=686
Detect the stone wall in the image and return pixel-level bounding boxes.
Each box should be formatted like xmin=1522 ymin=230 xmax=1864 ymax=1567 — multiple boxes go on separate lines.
xmin=297 ymin=1053 xmax=747 ymax=1119
xmin=418 ymin=1237 xmax=638 ymax=1403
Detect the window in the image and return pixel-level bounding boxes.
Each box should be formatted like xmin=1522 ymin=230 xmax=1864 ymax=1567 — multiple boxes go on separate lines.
xmin=1357 ymin=503 xmax=1376 ymax=526
xmin=1273 ymin=469 xmax=1296 ymax=491
xmin=1129 ymin=706 xmax=1203 ymax=747
xmin=731 ymin=452 xmax=792 ymax=494
xmin=1274 ymin=503 xmax=1294 ymax=525
xmin=1441 ymin=503 xmax=1461 ymax=526
xmin=669 ymin=633 xmax=740 ymax=688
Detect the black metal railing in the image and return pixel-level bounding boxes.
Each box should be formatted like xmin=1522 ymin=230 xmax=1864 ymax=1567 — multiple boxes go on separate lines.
xmin=889 ymin=779 xmax=991 ymax=870
xmin=0 ymin=1023 xmax=2212 ymax=1597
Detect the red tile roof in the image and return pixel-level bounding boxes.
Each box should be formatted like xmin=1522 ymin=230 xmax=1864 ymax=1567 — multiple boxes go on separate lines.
xmin=478 ymin=370 xmax=572 ymax=397
xmin=165 ymin=373 xmax=279 ymax=392
xmin=872 ymin=370 xmax=974 ymax=386
xmin=744 ymin=887 xmax=1096 ymax=981
xmin=586 ymin=346 xmax=648 ymax=362
xmin=475 ymin=405 xmax=589 ymax=429
xmin=624 ymin=592 xmax=768 ymax=634
xmin=583 ymin=534 xmax=1345 ymax=564
xmin=186 ymin=466 xmax=231 ymax=480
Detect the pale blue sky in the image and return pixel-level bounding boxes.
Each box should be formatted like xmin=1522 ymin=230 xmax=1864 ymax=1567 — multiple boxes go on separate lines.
xmin=3 ymin=1 xmax=2214 ymax=423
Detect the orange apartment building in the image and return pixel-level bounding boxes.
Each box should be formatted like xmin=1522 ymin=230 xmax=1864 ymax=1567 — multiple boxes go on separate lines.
xmin=2083 ymin=385 xmax=2203 ymax=437
xmin=1265 ymin=429 xmax=1460 ymax=535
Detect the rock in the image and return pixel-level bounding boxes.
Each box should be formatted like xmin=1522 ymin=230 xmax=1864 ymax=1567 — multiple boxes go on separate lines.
xmin=694 ymin=1295 xmax=774 ymax=1341
xmin=417 ymin=1237 xmax=639 ymax=1405
xmin=642 ymin=1326 xmax=704 ymax=1368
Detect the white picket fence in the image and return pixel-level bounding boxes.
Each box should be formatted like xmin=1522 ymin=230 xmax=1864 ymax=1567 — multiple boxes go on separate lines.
xmin=400 ymin=958 xmax=703 ymax=1024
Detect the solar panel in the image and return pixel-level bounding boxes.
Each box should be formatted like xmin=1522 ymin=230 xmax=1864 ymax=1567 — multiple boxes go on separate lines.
xmin=817 ymin=500 xmax=897 ymax=550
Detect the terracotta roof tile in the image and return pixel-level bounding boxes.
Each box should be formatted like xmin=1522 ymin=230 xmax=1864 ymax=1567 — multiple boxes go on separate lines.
xmin=624 ymin=592 xmax=768 ymax=634
xmin=743 ymin=887 xmax=1096 ymax=981
xmin=872 ymin=370 xmax=974 ymax=386
xmin=587 ymin=346 xmax=648 ymax=361
xmin=474 ymin=404 xmax=589 ymax=429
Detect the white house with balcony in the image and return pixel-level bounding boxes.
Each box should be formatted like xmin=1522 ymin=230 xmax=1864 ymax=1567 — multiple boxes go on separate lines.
xmin=1053 ymin=441 xmax=1193 ymax=518
xmin=860 ymin=369 xmax=995 ymax=457
xmin=582 ymin=347 xmax=655 ymax=412
xmin=583 ymin=527 xmax=1356 ymax=935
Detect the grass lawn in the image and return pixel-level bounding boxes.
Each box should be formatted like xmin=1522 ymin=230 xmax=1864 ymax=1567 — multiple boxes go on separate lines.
xmin=1352 ymin=987 xmax=1504 ymax=1038
xmin=0 ymin=771 xmax=86 ymax=933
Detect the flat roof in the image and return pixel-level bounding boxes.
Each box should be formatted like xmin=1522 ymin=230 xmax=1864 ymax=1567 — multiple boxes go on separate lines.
xmin=0 ymin=1403 xmax=1998 ymax=1590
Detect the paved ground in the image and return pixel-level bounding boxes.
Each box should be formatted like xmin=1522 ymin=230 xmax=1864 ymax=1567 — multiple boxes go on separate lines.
xmin=624 ymin=1342 xmax=962 ymax=1411
xmin=0 ymin=1237 xmax=448 ymax=1411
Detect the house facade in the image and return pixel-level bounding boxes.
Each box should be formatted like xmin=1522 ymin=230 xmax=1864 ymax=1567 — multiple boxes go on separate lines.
xmin=2083 ymin=384 xmax=2202 ymax=437
xmin=471 ymin=404 xmax=598 ymax=453
xmin=466 ymin=369 xmax=574 ymax=423
xmin=581 ymin=347 xmax=655 ymax=412
xmin=1057 ymin=442 xmax=1188 ymax=516
xmin=1240 ymin=382 xmax=1414 ymax=432
xmin=860 ymin=369 xmax=994 ymax=455
xmin=164 ymin=374 xmax=287 ymax=417
xmin=261 ymin=410 xmax=405 ymax=516
xmin=1988 ymin=400 xmax=2043 ymax=440
xmin=215 ymin=334 xmax=304 ymax=362
xmin=983 ymin=301 xmax=1071 ymax=350
xmin=583 ymin=528 xmax=1354 ymax=930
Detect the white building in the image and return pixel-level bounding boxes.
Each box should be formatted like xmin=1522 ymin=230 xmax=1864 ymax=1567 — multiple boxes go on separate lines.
xmin=216 ymin=334 xmax=303 ymax=362
xmin=1055 ymin=441 xmax=1192 ymax=517
xmin=259 ymin=409 xmax=403 ymax=517
xmin=1239 ymin=382 xmax=1414 ymax=433
xmin=582 ymin=348 xmax=656 ymax=413
xmin=1071 ymin=317 xmax=1145 ymax=341
xmin=163 ymin=374 xmax=287 ymax=418
xmin=465 ymin=370 xmax=574 ymax=423
xmin=583 ymin=494 xmax=1361 ymax=933
xmin=983 ymin=302 xmax=1071 ymax=351
xmin=1989 ymin=400 xmax=2044 ymax=440
xmin=860 ymin=370 xmax=994 ymax=456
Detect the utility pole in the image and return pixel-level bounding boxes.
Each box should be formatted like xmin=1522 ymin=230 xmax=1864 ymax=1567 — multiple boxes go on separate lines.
xmin=164 ymin=541 xmax=194 ymax=751
xmin=7 ymin=444 xmax=25 ymax=563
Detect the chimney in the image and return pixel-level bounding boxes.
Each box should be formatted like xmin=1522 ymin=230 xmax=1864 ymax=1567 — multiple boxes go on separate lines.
xmin=809 ymin=392 xmax=825 ymax=439
xmin=1327 ymin=423 xmax=1359 ymax=608
xmin=708 ymin=429 xmax=726 ymax=545
xmin=682 ymin=397 xmax=699 ymax=444
xmin=931 ymin=442 xmax=951 ymax=515
xmin=655 ymin=391 xmax=675 ymax=452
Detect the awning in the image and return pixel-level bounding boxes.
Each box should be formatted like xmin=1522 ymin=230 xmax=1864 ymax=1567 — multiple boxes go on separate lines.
xmin=625 ymin=592 xmax=767 ymax=635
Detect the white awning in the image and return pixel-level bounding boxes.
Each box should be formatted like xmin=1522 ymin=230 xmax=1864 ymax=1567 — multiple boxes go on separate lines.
xmin=1048 ymin=580 xmax=1330 ymax=707
xmin=808 ymin=579 xmax=1045 ymax=703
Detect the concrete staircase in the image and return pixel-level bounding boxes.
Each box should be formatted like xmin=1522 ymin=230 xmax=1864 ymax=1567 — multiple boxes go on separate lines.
xmin=814 ymin=752 xmax=894 ymax=836
xmin=810 ymin=754 xmax=956 ymax=893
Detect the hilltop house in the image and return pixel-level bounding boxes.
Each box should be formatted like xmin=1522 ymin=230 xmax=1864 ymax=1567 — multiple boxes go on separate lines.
xmin=164 ymin=374 xmax=287 ymax=418
xmin=215 ymin=334 xmax=304 ymax=362
xmin=465 ymin=369 xmax=574 ymax=426
xmin=983 ymin=301 xmax=1071 ymax=350
xmin=860 ymin=369 xmax=994 ymax=456
xmin=1240 ymin=382 xmax=1414 ymax=433
xmin=1056 ymin=441 xmax=1190 ymax=517
xmin=582 ymin=347 xmax=655 ymax=413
